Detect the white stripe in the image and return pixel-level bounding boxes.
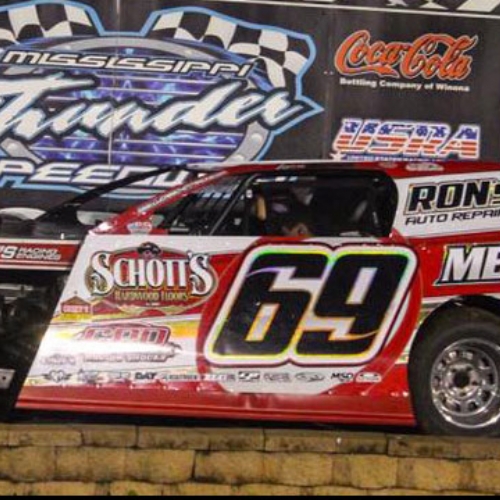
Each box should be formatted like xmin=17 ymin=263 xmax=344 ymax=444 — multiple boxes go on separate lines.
xmin=458 ymin=0 xmax=500 ymax=11
xmin=347 ymin=268 xmax=378 ymax=305
xmin=63 ymin=136 xmax=235 ymax=150
xmin=99 ymin=87 xmax=199 ymax=96
xmin=0 ymin=264 xmax=72 ymax=271
xmin=97 ymin=74 xmax=214 ymax=86
xmin=0 ymin=239 xmax=80 ymax=245
xmin=32 ymin=146 xmax=225 ymax=160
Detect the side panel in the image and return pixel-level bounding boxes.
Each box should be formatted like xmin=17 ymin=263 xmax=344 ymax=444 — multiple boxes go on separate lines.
xmin=18 ymin=234 xmax=422 ymax=424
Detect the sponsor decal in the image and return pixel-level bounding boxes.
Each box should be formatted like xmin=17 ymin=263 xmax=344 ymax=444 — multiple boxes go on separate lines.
xmin=40 ymin=354 xmax=77 ymax=366
xmin=158 ymin=373 xmax=237 ymax=383
xmin=77 ymin=371 xmax=103 ymax=385
xmin=406 ymin=162 xmax=445 ymax=173
xmin=134 ymin=372 xmax=158 ymax=382
xmin=438 ymin=245 xmax=500 ymax=285
xmin=331 ymin=372 xmax=355 ymax=384
xmin=44 ymin=370 xmax=71 ymax=383
xmin=336 ymin=31 xmax=477 ymax=80
xmin=356 ymin=372 xmax=382 ymax=384
xmin=331 ymin=119 xmax=481 ymax=162
xmin=82 ymin=352 xmax=178 ymax=364
xmin=335 ymin=31 xmax=477 ymax=93
xmin=0 ymin=241 xmax=79 ymax=269
xmin=295 ymin=373 xmax=325 ymax=383
xmin=203 ymin=373 xmax=237 ymax=383
xmin=127 ymin=221 xmax=154 ymax=236
xmin=0 ymin=245 xmax=61 ymax=262
xmin=75 ymin=324 xmax=173 ymax=347
xmin=160 ymin=374 xmax=202 ymax=383
xmin=0 ymin=2 xmax=320 ymax=198
xmin=107 ymin=372 xmax=132 ymax=383
xmin=86 ymin=243 xmax=216 ymax=313
xmin=404 ymin=178 xmax=500 ymax=228
xmin=264 ymin=373 xmax=292 ymax=384
xmin=238 ymin=371 xmax=262 ymax=383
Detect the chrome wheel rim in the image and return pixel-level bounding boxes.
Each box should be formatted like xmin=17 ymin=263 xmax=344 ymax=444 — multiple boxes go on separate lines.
xmin=431 ymin=339 xmax=500 ymax=430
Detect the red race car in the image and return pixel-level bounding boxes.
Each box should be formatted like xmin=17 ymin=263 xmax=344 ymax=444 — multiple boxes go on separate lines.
xmin=2 ymin=160 xmax=500 ymax=436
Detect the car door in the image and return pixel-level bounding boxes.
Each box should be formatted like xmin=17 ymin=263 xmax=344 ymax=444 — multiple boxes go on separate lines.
xmin=199 ymin=171 xmax=421 ymax=417
xmin=20 ymin=170 xmax=422 ymax=422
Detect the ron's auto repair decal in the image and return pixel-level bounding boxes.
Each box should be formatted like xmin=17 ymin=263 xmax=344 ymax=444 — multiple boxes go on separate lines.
xmin=0 ymin=0 xmax=499 ymax=210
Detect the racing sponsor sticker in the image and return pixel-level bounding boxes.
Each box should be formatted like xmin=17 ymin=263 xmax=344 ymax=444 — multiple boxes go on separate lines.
xmin=438 ymin=245 xmax=500 ymax=286
xmin=395 ymin=173 xmax=500 ymax=237
xmin=85 ymin=243 xmax=216 ymax=315
xmin=0 ymin=240 xmax=79 ymax=269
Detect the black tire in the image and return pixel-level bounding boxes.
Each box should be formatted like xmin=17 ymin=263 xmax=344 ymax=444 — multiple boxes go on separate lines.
xmin=409 ymin=306 xmax=500 ymax=437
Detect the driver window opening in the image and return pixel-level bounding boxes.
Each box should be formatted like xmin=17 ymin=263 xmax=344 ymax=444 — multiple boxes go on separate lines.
xmin=217 ymin=173 xmax=397 ymax=238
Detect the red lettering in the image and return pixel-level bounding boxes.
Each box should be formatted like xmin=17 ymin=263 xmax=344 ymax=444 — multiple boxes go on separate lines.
xmin=335 ymin=31 xmax=478 ymax=81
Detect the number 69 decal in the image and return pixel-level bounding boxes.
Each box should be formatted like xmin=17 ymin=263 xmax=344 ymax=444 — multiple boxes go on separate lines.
xmin=204 ymin=245 xmax=418 ymax=367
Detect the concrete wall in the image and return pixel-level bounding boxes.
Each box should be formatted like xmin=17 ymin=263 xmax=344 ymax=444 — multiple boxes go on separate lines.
xmin=0 ymin=424 xmax=497 ymax=495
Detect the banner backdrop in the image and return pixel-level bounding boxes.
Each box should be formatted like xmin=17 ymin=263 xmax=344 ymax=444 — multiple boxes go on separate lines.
xmin=0 ymin=0 xmax=497 ymax=210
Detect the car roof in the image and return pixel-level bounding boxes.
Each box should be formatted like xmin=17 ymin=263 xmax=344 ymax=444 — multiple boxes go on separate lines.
xmin=206 ymin=160 xmax=500 ymax=180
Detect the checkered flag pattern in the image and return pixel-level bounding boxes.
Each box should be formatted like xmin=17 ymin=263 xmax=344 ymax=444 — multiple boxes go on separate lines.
xmin=0 ymin=3 xmax=97 ymax=48
xmin=150 ymin=10 xmax=312 ymax=89
xmin=331 ymin=0 xmax=500 ymax=13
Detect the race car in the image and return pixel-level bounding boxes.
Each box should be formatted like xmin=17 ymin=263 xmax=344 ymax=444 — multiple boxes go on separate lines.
xmin=2 ymin=160 xmax=500 ymax=436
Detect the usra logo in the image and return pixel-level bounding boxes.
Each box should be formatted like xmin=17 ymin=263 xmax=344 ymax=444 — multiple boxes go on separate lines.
xmin=331 ymin=119 xmax=480 ymax=161
xmin=406 ymin=179 xmax=500 ymax=215
xmin=86 ymin=243 xmax=216 ymax=311
xmin=438 ymin=245 xmax=500 ymax=285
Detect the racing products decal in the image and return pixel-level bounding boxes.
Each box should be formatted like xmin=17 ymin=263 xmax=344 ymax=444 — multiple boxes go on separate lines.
xmin=0 ymin=239 xmax=79 ymax=270
xmin=331 ymin=119 xmax=481 ymax=162
xmin=394 ymin=172 xmax=500 ymax=238
xmin=0 ymin=1 xmax=320 ymax=199
xmin=438 ymin=245 xmax=500 ymax=286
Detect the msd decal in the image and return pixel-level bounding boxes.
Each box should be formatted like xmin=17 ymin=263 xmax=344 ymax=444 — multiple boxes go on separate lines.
xmin=331 ymin=119 xmax=481 ymax=161
xmin=0 ymin=1 xmax=320 ymax=197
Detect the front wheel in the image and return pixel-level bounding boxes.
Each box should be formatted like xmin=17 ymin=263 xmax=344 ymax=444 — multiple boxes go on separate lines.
xmin=409 ymin=307 xmax=500 ymax=437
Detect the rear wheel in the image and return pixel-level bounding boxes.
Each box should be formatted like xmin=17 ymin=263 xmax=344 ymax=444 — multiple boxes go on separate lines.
xmin=409 ymin=307 xmax=500 ymax=437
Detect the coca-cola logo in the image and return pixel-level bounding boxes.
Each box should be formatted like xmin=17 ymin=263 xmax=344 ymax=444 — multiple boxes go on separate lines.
xmin=335 ymin=31 xmax=478 ymax=81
